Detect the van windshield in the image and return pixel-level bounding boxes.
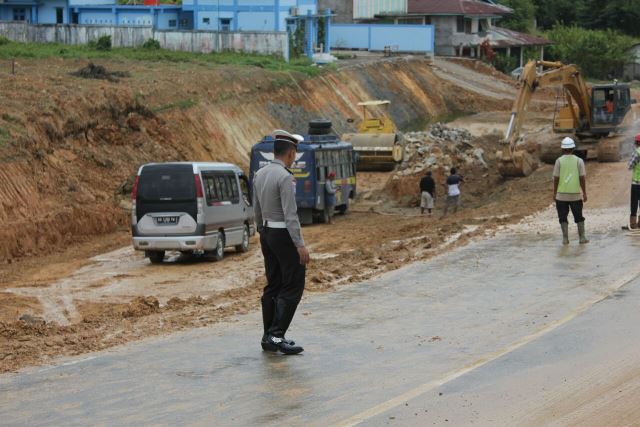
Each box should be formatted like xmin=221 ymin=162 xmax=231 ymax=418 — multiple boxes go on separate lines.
xmin=138 ymin=165 xmax=196 ymax=202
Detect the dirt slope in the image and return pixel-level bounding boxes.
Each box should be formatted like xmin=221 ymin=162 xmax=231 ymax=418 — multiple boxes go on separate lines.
xmin=0 ymin=56 xmax=514 ymax=263
xmin=0 ymin=55 xmax=541 ymax=372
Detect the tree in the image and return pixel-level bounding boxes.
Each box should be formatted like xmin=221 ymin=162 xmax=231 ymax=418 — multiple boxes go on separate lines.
xmin=532 ymin=0 xmax=580 ymax=30
xmin=497 ymin=0 xmax=536 ymax=32
xmin=578 ymin=0 xmax=640 ymax=37
xmin=545 ymin=26 xmax=635 ymax=79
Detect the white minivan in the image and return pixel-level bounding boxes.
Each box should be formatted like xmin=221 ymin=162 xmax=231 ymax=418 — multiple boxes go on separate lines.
xmin=131 ymin=162 xmax=256 ymax=264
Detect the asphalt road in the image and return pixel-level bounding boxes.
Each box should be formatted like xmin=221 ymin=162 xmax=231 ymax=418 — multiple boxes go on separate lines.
xmin=2 ymin=212 xmax=639 ymax=426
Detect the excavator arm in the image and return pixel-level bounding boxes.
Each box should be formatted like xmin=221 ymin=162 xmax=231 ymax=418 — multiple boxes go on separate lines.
xmin=498 ymin=60 xmax=592 ymax=177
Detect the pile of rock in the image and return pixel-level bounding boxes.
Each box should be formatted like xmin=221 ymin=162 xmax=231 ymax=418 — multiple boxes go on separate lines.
xmin=396 ymin=123 xmax=488 ymax=176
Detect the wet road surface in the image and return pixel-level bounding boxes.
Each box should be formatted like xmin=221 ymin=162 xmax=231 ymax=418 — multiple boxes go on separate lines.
xmin=2 ymin=220 xmax=639 ymax=426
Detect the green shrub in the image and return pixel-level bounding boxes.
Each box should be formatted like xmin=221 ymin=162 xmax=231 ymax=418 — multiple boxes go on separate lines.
xmin=0 ymin=36 xmax=10 ymax=46
xmin=89 ymin=35 xmax=112 ymax=51
xmin=493 ymin=53 xmax=519 ymax=74
xmin=545 ymin=25 xmax=635 ymax=79
xmin=142 ymin=38 xmax=161 ymax=50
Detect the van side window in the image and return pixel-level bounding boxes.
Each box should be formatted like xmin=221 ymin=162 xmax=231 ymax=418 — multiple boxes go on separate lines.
xmin=202 ymin=173 xmax=221 ymax=204
xmin=216 ymin=175 xmax=230 ymax=202
xmin=225 ymin=175 xmax=240 ymax=204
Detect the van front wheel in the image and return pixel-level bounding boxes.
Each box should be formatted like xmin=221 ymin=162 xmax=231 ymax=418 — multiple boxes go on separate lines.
xmin=148 ymin=250 xmax=165 ymax=264
xmin=235 ymin=225 xmax=250 ymax=253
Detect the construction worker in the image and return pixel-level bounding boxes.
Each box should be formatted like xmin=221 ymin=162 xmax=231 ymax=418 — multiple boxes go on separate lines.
xmin=441 ymin=167 xmax=464 ymax=219
xmin=419 ymin=170 xmax=435 ymax=216
xmin=553 ymin=137 xmax=588 ymax=245
xmin=253 ymin=130 xmax=310 ymax=355
xmin=627 ymin=134 xmax=640 ymax=229
xmin=605 ymin=95 xmax=615 ymax=122
xmin=325 ymin=171 xmax=337 ymax=224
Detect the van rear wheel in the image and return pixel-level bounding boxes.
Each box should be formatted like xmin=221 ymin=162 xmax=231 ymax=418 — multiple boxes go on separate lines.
xmin=148 ymin=250 xmax=165 ymax=264
xmin=235 ymin=225 xmax=250 ymax=253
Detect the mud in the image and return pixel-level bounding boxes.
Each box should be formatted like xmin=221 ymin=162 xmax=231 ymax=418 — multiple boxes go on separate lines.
xmin=0 ymin=55 xmax=564 ymax=373
xmin=0 ymin=56 xmax=514 ymax=263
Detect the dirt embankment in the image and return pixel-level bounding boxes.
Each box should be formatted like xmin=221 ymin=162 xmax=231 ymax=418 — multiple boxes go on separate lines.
xmin=0 ymin=57 xmax=513 ymax=263
xmin=0 ymin=56 xmax=534 ymax=373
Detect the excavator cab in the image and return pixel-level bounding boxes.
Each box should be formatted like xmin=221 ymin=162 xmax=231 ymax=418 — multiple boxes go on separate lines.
xmin=591 ymin=84 xmax=633 ymax=132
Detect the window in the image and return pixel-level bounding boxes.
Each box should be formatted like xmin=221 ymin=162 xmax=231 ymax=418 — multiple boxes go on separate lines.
xmin=456 ymin=16 xmax=464 ymax=33
xmin=13 ymin=8 xmax=26 ymax=21
xmin=137 ymin=165 xmax=196 ymax=202
xmin=479 ymin=19 xmax=488 ymax=33
xmin=168 ymin=19 xmax=177 ymax=27
xmin=56 ymin=8 xmax=64 ymax=24
xmin=220 ymin=18 xmax=231 ymax=32
xmin=203 ymin=17 xmax=210 ymax=25
xmin=71 ymin=12 xmax=79 ymax=24
xmin=203 ymin=173 xmax=239 ymax=205
xmin=180 ymin=18 xmax=189 ymax=28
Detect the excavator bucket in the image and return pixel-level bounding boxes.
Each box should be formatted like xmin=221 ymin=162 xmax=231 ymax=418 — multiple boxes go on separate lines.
xmin=343 ymin=133 xmax=404 ymax=171
xmin=496 ymin=147 xmax=538 ymax=177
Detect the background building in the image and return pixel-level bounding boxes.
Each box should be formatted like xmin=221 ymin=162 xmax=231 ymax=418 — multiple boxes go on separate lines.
xmin=0 ymin=0 xmax=318 ymax=31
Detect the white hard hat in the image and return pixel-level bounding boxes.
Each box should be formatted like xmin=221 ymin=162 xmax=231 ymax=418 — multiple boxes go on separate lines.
xmin=561 ymin=137 xmax=576 ymax=149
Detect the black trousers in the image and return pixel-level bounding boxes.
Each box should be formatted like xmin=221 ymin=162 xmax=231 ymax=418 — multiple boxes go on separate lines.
xmin=631 ymin=184 xmax=640 ymax=216
xmin=260 ymin=228 xmax=305 ymax=337
xmin=555 ymin=200 xmax=585 ymax=224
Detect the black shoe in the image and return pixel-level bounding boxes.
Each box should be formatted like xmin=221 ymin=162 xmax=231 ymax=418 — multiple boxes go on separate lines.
xmin=261 ymin=334 xmax=296 ymax=352
xmin=266 ymin=335 xmax=304 ymax=355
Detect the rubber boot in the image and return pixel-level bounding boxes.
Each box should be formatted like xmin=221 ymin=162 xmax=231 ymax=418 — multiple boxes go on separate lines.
xmin=577 ymin=222 xmax=589 ymax=244
xmin=261 ymin=297 xmax=295 ymax=352
xmin=630 ymin=216 xmax=638 ymax=230
xmin=561 ymin=223 xmax=569 ymax=245
xmin=266 ymin=298 xmax=304 ymax=355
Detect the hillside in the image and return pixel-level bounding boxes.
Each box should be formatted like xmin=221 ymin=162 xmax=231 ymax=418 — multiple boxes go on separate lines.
xmin=0 ymin=56 xmax=514 ymax=262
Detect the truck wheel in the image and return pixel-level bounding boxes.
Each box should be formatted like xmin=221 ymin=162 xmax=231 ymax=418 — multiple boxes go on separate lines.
xmin=309 ymin=119 xmax=332 ymax=130
xmin=235 ymin=225 xmax=250 ymax=253
xmin=309 ymin=119 xmax=332 ymax=135
xmin=148 ymin=250 xmax=165 ymax=264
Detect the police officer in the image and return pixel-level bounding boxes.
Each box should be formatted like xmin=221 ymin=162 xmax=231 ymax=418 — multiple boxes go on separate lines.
xmin=253 ymin=130 xmax=310 ymax=355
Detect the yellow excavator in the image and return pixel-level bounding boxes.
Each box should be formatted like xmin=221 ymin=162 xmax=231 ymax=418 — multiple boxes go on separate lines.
xmin=498 ymin=60 xmax=640 ymax=177
xmin=342 ymin=100 xmax=404 ymax=171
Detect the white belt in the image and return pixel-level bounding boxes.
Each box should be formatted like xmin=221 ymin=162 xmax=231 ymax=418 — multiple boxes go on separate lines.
xmin=264 ymin=221 xmax=287 ymax=229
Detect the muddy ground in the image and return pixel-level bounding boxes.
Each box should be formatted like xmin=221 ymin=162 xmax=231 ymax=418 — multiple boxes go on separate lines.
xmin=0 ymin=140 xmax=557 ymax=373
xmin=0 ymin=55 xmax=571 ymax=373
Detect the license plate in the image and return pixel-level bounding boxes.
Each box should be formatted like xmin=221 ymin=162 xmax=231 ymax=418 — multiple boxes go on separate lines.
xmin=156 ymin=216 xmax=179 ymax=225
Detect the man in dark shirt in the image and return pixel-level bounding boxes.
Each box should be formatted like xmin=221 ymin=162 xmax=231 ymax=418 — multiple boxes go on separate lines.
xmin=419 ymin=171 xmax=436 ymax=216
